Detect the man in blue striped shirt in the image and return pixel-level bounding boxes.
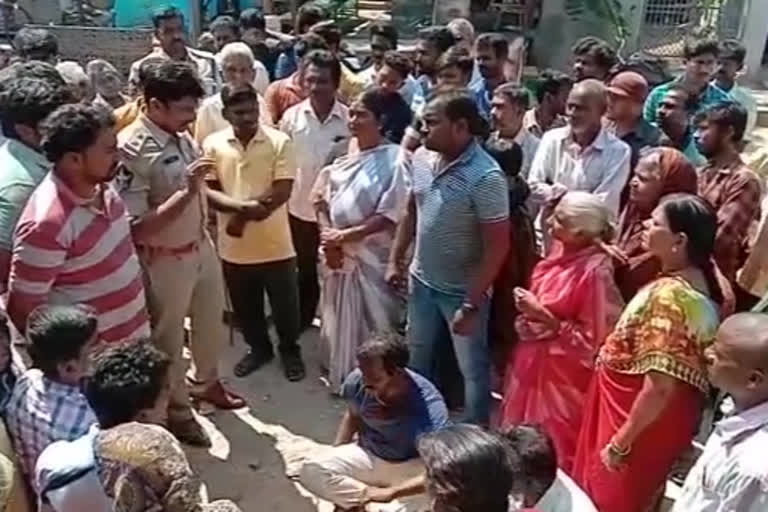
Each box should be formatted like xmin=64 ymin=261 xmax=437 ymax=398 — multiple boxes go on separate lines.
xmin=388 ymin=91 xmax=510 ymax=425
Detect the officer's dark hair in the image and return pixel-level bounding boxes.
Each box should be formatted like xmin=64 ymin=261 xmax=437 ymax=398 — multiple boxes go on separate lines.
xmin=427 ymin=89 xmax=489 ymax=139
xmin=294 ymin=33 xmax=329 ymax=61
xmin=137 ymin=56 xmax=167 ymax=88
xmin=719 ymin=39 xmax=746 ymax=66
xmin=572 ymin=36 xmax=617 ymax=72
xmin=27 ymin=305 xmax=97 ymax=377
xmin=301 ymin=49 xmax=341 ymax=87
xmin=143 ymin=61 xmax=204 ymax=104
xmin=370 ymin=20 xmax=398 ymax=49
xmin=296 ymin=2 xmax=326 ymax=34
xmin=683 ymin=37 xmax=719 ymax=60
xmin=495 ymin=83 xmax=530 ymax=110
xmin=0 ymin=60 xmax=65 ymax=88
xmin=309 ymin=21 xmax=342 ymax=51
xmin=533 ymin=69 xmax=573 ymax=103
xmin=239 ymin=8 xmax=266 ymax=31
xmin=356 ymin=331 xmax=409 ymax=375
xmin=0 ymin=77 xmax=71 ymax=141
xmin=418 ymin=26 xmax=455 ymax=55
xmin=221 ymin=83 xmax=260 ymax=110
xmin=476 ymin=32 xmax=509 ymax=59
xmin=152 ymin=6 xmax=184 ymax=29
xmin=381 ymin=51 xmax=412 ymax=80
xmin=210 ymin=15 xmax=240 ymax=37
xmin=436 ymin=46 xmax=474 ymax=77
xmin=12 ymin=27 xmax=58 ymax=62
xmin=694 ymin=100 xmax=748 ymax=143
xmin=40 ymin=103 xmax=115 ymax=163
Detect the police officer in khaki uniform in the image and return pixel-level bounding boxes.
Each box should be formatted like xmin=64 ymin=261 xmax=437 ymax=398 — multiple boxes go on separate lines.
xmin=129 ymin=7 xmax=219 ymax=97
xmin=117 ymin=60 xmax=244 ymax=447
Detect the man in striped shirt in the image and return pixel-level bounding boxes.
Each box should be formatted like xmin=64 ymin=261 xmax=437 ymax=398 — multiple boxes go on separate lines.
xmin=7 ymin=103 xmax=150 ymax=344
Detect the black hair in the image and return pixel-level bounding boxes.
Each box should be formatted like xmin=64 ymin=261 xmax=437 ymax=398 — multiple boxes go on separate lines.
xmin=694 ymin=101 xmax=748 ymax=143
xmin=719 ymin=39 xmax=746 ymax=66
xmin=356 ymin=331 xmax=410 ymax=374
xmin=12 ymin=27 xmax=58 ymax=61
xmin=239 ymin=8 xmax=266 ymax=31
xmin=309 ymin=21 xmax=342 ymax=50
xmin=533 ymin=69 xmax=572 ymax=103
xmin=484 ymin=138 xmax=529 ymax=208
xmin=358 ymin=86 xmax=412 ymax=144
xmin=683 ymin=37 xmax=719 ymax=60
xmin=152 ymin=6 xmax=183 ymax=29
xmin=381 ymin=51 xmax=412 ymax=80
xmin=210 ymin=15 xmax=240 ymax=36
xmin=294 ymin=33 xmax=329 ymax=61
xmin=572 ymin=36 xmax=617 ymax=71
xmin=297 ymin=2 xmax=327 ymax=34
xmin=221 ymin=83 xmax=260 ymax=109
xmin=476 ymin=32 xmax=509 ymax=59
xmin=370 ymin=20 xmax=398 ymax=49
xmin=0 ymin=77 xmax=71 ymax=141
xmin=418 ymin=425 xmax=518 ymax=512
xmin=418 ymin=26 xmax=456 ymax=55
xmin=27 ymin=305 xmax=97 ymax=376
xmin=143 ymin=60 xmax=204 ymax=104
xmin=0 ymin=61 xmax=65 ymax=88
xmin=436 ymin=46 xmax=474 ymax=77
xmin=84 ymin=340 xmax=171 ymax=429
xmin=494 ymin=83 xmax=530 ymax=110
xmin=40 ymin=103 xmax=115 ymax=163
xmin=660 ymin=193 xmax=724 ymax=305
xmin=301 ymin=49 xmax=341 ymax=87
xmin=427 ymin=89 xmax=490 ymax=139
xmin=499 ymin=424 xmax=558 ymax=504
xmin=137 ymin=56 xmax=167 ymax=88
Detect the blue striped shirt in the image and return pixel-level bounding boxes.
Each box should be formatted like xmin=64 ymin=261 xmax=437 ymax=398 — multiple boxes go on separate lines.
xmin=410 ymin=141 xmax=509 ymax=294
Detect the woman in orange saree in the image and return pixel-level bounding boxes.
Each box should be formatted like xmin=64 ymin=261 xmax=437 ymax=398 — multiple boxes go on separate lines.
xmin=573 ymin=194 xmax=722 ymax=512
xmin=499 ymin=192 xmax=624 ymax=472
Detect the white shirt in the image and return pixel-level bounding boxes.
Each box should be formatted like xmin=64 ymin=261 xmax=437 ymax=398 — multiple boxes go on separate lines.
xmin=511 ymin=126 xmax=541 ymax=180
xmin=537 ymin=469 xmax=597 ymax=512
xmin=279 ymin=98 xmax=350 ymax=221
xmin=193 ymin=91 xmax=272 ymax=146
xmin=528 ymin=126 xmax=631 ymax=215
xmin=35 ymin=426 xmax=111 ymax=512
xmin=673 ymin=400 xmax=768 ymax=512
xmin=727 ymin=84 xmax=758 ymax=137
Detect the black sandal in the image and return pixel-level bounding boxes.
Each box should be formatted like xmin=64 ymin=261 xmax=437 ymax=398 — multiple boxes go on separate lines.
xmin=282 ymin=353 xmax=306 ymax=382
xmin=234 ymin=351 xmax=274 ymax=378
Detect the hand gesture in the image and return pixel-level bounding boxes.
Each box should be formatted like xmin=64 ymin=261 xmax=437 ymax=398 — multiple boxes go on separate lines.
xmin=320 ymin=227 xmax=347 ymax=247
xmin=362 ymin=486 xmax=395 ymax=504
xmin=514 ymin=288 xmax=546 ymax=319
xmin=600 ymin=443 xmax=626 ymax=472
xmin=385 ymin=260 xmax=408 ymax=293
xmin=322 ymin=243 xmax=344 ymax=270
xmin=186 ymin=158 xmax=215 ymax=193
xmin=451 ymin=306 xmax=479 ymax=336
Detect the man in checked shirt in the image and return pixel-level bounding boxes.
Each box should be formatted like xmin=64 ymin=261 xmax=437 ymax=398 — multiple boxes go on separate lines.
xmin=694 ymin=101 xmax=762 ymax=310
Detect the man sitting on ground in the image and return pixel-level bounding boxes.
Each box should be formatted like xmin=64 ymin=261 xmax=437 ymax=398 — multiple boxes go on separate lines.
xmin=300 ymin=332 xmax=448 ymax=511
xmin=674 ymin=313 xmax=768 ymax=512
xmin=4 ymin=305 xmax=97 ymax=490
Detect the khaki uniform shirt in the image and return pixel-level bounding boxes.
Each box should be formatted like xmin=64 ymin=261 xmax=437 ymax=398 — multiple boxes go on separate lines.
xmin=129 ymin=47 xmax=219 ymax=96
xmin=116 ymin=114 xmax=206 ymax=249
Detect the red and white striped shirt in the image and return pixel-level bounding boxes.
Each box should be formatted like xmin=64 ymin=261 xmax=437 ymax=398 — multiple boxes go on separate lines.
xmin=8 ymin=174 xmax=150 ymax=344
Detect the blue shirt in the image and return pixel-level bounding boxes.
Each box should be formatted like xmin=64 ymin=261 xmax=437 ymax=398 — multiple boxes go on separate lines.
xmin=341 ymin=368 xmax=448 ymax=462
xmin=275 ymin=49 xmax=298 ymax=80
xmin=470 ymin=79 xmax=493 ymax=119
xmin=644 ymin=77 xmax=731 ymax=124
xmin=410 ymin=141 xmax=509 ymax=294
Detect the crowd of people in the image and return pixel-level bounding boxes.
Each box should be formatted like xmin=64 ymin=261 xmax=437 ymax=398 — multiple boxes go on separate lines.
xmin=0 ymin=3 xmax=766 ymax=512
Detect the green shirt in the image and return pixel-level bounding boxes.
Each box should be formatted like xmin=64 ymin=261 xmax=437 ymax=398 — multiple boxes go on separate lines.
xmin=644 ymin=77 xmax=731 ymax=124
xmin=0 ymin=139 xmax=51 ymax=250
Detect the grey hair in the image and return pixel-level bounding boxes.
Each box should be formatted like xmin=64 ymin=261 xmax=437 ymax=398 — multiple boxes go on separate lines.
xmin=571 ymin=78 xmax=607 ymax=108
xmin=56 ymin=61 xmax=88 ymax=86
xmin=85 ymin=59 xmax=119 ymax=80
xmin=218 ymin=41 xmax=255 ymax=65
xmin=447 ymin=18 xmax=475 ymax=43
xmin=555 ymin=191 xmax=616 ymax=242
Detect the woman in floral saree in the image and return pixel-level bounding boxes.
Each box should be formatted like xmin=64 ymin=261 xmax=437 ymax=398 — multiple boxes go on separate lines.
xmin=312 ymin=88 xmax=410 ymax=390
xmin=499 ymin=192 xmax=624 ymax=472
xmin=573 ymin=194 xmax=722 ymax=512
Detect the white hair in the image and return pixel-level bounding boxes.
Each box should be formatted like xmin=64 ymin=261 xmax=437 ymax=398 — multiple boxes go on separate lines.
xmin=556 ymin=191 xmax=616 ymax=242
xmin=218 ymin=42 xmax=255 ymax=65
xmin=56 ymin=60 xmax=88 ymax=86
xmin=447 ymin=18 xmax=475 ymax=43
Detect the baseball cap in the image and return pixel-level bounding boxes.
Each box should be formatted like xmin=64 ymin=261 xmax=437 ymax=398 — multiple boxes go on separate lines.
xmin=607 ymin=71 xmax=649 ymax=103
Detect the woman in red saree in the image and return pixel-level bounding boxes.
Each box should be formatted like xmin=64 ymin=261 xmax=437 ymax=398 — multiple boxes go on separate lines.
xmin=573 ymin=194 xmax=723 ymax=512
xmin=499 ymin=192 xmax=624 ymax=472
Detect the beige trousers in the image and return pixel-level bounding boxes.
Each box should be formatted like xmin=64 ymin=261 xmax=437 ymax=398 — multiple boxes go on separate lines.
xmin=144 ymin=237 xmax=226 ymax=420
xmin=299 ymin=443 xmax=428 ymax=512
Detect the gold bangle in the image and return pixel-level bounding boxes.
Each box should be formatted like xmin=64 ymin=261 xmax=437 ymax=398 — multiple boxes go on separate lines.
xmin=608 ymin=438 xmax=631 ymax=457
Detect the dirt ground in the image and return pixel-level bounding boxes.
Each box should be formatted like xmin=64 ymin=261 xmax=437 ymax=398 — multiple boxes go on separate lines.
xmin=186 ymin=327 xmax=345 ymax=512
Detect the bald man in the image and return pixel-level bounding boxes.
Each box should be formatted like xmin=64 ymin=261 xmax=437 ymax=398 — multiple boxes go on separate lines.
xmin=673 ymin=313 xmax=768 ymax=512
xmin=528 ymin=79 xmax=631 ymax=217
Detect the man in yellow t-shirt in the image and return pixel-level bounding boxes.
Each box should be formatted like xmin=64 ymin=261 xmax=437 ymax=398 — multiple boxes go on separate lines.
xmin=203 ymin=83 xmax=305 ymax=382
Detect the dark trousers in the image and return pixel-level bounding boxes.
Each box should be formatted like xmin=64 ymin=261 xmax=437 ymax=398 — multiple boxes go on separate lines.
xmin=222 ymin=257 xmax=301 ymax=357
xmin=289 ymin=215 xmax=320 ymax=331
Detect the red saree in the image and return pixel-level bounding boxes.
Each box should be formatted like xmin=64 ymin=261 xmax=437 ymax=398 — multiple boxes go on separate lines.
xmin=499 ymin=243 xmax=623 ymax=472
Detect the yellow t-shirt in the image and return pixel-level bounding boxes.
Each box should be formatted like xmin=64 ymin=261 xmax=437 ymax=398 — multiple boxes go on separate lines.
xmin=339 ymin=65 xmax=365 ymax=104
xmin=203 ymin=125 xmax=296 ymax=264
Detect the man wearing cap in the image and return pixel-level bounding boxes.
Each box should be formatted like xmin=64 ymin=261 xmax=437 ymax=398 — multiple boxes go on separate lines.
xmin=605 ymin=71 xmax=661 ymax=206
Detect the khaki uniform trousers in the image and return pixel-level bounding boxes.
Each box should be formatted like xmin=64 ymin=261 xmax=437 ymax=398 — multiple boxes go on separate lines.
xmin=144 ymin=237 xmax=226 ymax=421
